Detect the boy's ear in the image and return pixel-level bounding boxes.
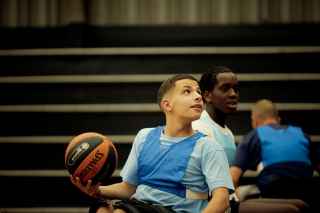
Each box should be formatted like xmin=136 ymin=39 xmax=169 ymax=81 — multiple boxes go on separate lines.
xmin=203 ymin=91 xmax=212 ymax=103
xmin=160 ymin=99 xmax=172 ymax=112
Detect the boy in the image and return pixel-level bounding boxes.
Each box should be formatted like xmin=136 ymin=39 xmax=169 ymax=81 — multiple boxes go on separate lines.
xmin=193 ymin=66 xmax=239 ymax=166
xmin=72 ymin=74 xmax=234 ymax=213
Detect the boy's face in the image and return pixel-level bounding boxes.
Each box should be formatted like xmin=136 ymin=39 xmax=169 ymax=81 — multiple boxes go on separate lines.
xmin=162 ymin=79 xmax=203 ymax=121
xmin=204 ymin=72 xmax=239 ymax=114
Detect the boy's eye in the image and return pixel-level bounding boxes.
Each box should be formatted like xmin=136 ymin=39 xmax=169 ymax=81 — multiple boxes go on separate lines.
xmin=233 ymin=86 xmax=239 ymax=93
xmin=221 ymin=85 xmax=230 ymax=93
xmin=183 ymin=89 xmax=191 ymax=94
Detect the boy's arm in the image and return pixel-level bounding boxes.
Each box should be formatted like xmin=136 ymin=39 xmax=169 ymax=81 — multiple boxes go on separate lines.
xmin=98 ymin=181 xmax=136 ymax=200
xmin=97 ymin=129 xmax=152 ymax=200
xmin=70 ymin=177 xmax=136 ymax=200
xmin=202 ymin=187 xmax=229 ymax=213
xmin=201 ymin=138 xmax=234 ymax=213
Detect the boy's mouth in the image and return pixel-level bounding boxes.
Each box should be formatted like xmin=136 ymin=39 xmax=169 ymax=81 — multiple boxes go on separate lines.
xmin=191 ymin=104 xmax=203 ymax=111
xmin=226 ymin=101 xmax=238 ymax=110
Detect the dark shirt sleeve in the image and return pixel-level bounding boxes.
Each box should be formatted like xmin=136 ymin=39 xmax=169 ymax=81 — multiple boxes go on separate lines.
xmin=306 ymin=133 xmax=320 ymax=172
xmin=232 ymin=129 xmax=262 ymax=172
xmin=315 ymin=147 xmax=320 ymax=173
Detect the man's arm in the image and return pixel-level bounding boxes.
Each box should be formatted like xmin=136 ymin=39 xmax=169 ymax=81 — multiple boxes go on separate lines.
xmin=230 ymin=130 xmax=260 ymax=196
xmin=229 ymin=166 xmax=243 ymax=197
xmin=202 ymin=187 xmax=229 ymax=213
xmin=98 ymin=181 xmax=136 ymax=200
xmin=307 ymin=133 xmax=320 ymax=173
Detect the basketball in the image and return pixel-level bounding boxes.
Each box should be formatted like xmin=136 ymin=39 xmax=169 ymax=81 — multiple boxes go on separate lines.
xmin=65 ymin=132 xmax=118 ymax=185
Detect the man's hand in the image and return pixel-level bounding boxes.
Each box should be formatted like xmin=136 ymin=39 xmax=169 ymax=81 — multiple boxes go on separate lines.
xmin=230 ymin=192 xmax=240 ymax=202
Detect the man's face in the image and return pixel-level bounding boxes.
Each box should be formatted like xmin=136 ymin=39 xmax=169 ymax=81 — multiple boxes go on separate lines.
xmin=164 ymin=79 xmax=203 ymax=121
xmin=205 ymin=72 xmax=239 ymax=114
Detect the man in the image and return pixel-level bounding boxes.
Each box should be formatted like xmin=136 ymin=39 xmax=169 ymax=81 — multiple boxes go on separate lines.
xmin=230 ymin=99 xmax=318 ymax=209
xmin=193 ymin=66 xmax=239 ymax=166
xmin=72 ymin=74 xmax=234 ymax=213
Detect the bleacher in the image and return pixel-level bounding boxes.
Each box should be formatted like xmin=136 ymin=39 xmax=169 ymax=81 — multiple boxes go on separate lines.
xmin=0 ymin=24 xmax=320 ymax=212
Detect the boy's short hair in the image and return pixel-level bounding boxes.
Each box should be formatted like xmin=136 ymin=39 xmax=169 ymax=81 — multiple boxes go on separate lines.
xmin=199 ymin=66 xmax=234 ymax=94
xmin=157 ymin=74 xmax=198 ymax=107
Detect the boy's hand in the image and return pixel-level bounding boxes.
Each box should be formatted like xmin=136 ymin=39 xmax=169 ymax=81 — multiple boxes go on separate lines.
xmin=70 ymin=176 xmax=101 ymax=198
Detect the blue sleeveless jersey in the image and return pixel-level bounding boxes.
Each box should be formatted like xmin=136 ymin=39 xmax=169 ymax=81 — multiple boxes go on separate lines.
xmin=257 ymin=125 xmax=311 ymax=167
xmin=137 ymin=127 xmax=205 ymax=198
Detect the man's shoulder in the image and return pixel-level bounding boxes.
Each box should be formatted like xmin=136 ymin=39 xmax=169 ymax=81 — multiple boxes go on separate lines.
xmin=240 ymin=129 xmax=260 ymax=145
xmin=197 ymin=135 xmax=224 ymax=152
xmin=246 ymin=128 xmax=259 ymax=137
xmin=192 ymin=119 xmax=209 ymax=129
xmin=192 ymin=119 xmax=214 ymax=138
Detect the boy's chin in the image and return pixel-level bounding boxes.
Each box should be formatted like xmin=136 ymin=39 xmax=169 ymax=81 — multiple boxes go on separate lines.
xmin=225 ymin=105 xmax=238 ymax=113
xmin=189 ymin=114 xmax=201 ymax=121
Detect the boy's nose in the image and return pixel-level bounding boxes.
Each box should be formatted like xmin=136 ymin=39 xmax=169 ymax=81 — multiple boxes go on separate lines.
xmin=229 ymin=88 xmax=238 ymax=97
xmin=195 ymin=93 xmax=202 ymax=101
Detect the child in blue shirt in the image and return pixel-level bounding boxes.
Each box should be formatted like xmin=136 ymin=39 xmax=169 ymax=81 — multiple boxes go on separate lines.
xmin=72 ymin=74 xmax=234 ymax=213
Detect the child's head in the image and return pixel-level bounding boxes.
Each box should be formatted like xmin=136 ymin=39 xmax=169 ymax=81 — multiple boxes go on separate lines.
xmin=199 ymin=66 xmax=234 ymax=95
xmin=157 ymin=74 xmax=198 ymax=106
xmin=199 ymin=66 xmax=239 ymax=114
xmin=157 ymin=74 xmax=203 ymax=121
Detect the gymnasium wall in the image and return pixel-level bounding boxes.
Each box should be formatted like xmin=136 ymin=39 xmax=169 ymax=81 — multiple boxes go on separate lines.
xmin=0 ymin=22 xmax=319 ymax=211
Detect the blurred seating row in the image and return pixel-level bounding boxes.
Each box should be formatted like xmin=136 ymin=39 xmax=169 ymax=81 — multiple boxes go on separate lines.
xmin=0 ymin=24 xmax=319 ymax=211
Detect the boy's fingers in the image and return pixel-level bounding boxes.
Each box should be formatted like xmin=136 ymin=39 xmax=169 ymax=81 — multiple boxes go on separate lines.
xmin=75 ymin=177 xmax=80 ymax=183
xmin=86 ymin=180 xmax=92 ymax=189
xmin=70 ymin=176 xmax=84 ymax=189
xmin=70 ymin=176 xmax=77 ymax=185
xmin=69 ymin=176 xmax=100 ymax=198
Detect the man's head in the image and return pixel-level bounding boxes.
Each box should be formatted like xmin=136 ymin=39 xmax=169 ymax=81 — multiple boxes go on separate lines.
xmin=199 ymin=66 xmax=239 ymax=114
xmin=251 ymin=99 xmax=280 ymax=128
xmin=157 ymin=74 xmax=203 ymax=121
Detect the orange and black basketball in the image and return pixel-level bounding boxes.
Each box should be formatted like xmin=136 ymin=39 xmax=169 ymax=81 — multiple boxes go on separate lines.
xmin=65 ymin=132 xmax=118 ymax=185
